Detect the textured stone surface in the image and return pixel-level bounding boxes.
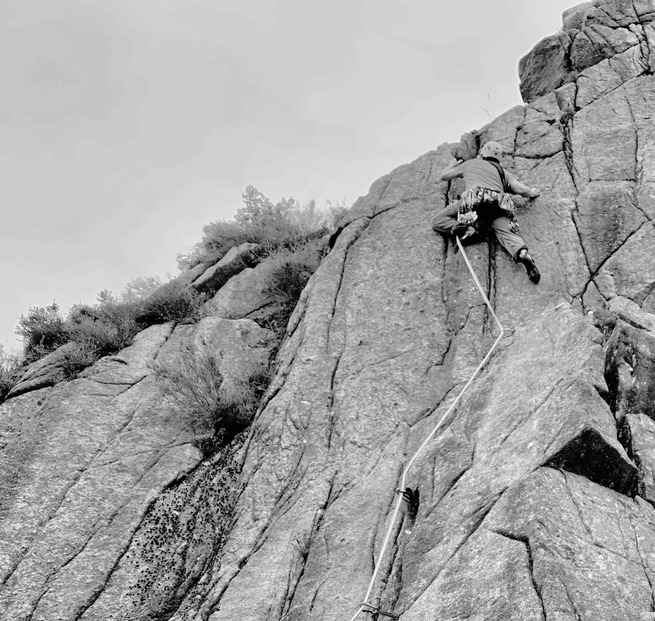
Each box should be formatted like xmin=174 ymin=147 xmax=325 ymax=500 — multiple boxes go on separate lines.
xmin=519 ymin=0 xmax=655 ymax=103
xmin=7 ymin=342 xmax=85 ymax=398
xmin=191 ymin=242 xmax=260 ymax=295
xmin=0 ymin=317 xmax=274 ymax=621
xmin=403 ymin=467 xmax=655 ymax=621
xmin=175 ymin=262 xmax=208 ymax=288
xmin=205 ymin=265 xmax=275 ymax=320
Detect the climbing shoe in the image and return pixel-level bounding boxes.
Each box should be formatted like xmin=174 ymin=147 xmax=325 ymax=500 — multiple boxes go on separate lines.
xmin=516 ymin=248 xmax=541 ymax=284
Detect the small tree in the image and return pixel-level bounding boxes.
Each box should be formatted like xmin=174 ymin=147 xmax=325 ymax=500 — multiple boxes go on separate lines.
xmin=15 ymin=302 xmax=68 ymax=362
xmin=236 ymin=185 xmax=295 ymax=227
xmin=121 ymin=276 xmax=164 ymax=304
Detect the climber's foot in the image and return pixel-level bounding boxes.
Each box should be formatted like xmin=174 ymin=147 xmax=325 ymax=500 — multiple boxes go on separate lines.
xmin=516 ymin=248 xmax=541 ymax=284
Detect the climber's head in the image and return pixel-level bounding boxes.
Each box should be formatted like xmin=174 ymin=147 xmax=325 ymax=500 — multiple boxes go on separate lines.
xmin=479 ymin=141 xmax=503 ymax=162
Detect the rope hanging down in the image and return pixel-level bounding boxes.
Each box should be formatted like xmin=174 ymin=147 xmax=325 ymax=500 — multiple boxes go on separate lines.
xmin=348 ymin=237 xmax=505 ymax=621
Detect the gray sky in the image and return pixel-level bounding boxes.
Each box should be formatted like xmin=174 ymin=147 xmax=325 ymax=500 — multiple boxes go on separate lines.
xmin=1 ymin=0 xmax=574 ymax=352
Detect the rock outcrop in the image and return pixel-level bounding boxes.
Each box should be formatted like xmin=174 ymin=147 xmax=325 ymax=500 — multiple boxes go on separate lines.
xmin=191 ymin=243 xmax=261 ymax=295
xmin=7 ymin=342 xmax=87 ymax=399
xmin=3 ymin=1 xmax=655 ymax=620
xmin=0 ymin=318 xmax=273 ymax=621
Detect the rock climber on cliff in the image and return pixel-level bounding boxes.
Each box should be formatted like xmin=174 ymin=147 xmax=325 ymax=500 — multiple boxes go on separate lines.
xmin=433 ymin=141 xmax=542 ymax=284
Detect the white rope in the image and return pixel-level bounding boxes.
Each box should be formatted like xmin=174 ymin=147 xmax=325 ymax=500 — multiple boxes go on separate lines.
xmin=348 ymin=237 xmax=505 ymax=621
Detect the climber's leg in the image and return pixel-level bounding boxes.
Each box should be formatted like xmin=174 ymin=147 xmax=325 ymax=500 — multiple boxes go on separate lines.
xmin=489 ymin=215 xmax=525 ymax=257
xmin=490 ymin=216 xmax=541 ymax=284
xmin=432 ymin=202 xmax=467 ymax=236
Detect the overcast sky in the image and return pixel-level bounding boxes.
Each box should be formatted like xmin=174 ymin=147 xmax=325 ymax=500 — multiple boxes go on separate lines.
xmin=1 ymin=0 xmax=575 ymax=352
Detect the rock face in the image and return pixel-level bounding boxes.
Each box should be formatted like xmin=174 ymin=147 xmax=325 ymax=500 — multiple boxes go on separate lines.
xmin=519 ymin=0 xmax=655 ymax=102
xmin=7 ymin=342 xmax=87 ymax=399
xmin=3 ymin=1 xmax=655 ymax=620
xmin=0 ymin=319 xmax=273 ymax=621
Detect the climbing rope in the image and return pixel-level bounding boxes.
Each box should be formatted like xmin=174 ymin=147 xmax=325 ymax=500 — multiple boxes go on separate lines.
xmin=348 ymin=237 xmax=505 ymax=621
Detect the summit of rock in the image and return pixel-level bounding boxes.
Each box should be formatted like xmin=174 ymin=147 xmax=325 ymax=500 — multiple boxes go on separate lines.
xmin=519 ymin=0 xmax=655 ymax=102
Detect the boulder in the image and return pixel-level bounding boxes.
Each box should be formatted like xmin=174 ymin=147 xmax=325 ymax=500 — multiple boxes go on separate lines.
xmin=204 ymin=265 xmax=274 ymax=320
xmin=7 ymin=342 xmax=86 ymax=399
xmin=191 ymin=242 xmax=260 ymax=295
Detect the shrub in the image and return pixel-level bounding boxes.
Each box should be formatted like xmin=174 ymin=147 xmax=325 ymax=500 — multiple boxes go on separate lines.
xmin=177 ymin=220 xmax=270 ymax=270
xmin=136 ymin=280 xmax=205 ymax=327
xmin=13 ymin=278 xmax=205 ymax=382
xmin=66 ymin=301 xmax=140 ymax=357
xmin=177 ymin=185 xmax=346 ymax=270
xmin=187 ymin=236 xmax=328 ymax=350
xmin=152 ymin=342 xmax=270 ymax=449
xmin=265 ymin=242 xmax=323 ymax=306
xmin=16 ymin=302 xmax=68 ymax=364
xmin=57 ymin=341 xmax=102 ymax=381
xmin=120 ymin=275 xmax=164 ymax=304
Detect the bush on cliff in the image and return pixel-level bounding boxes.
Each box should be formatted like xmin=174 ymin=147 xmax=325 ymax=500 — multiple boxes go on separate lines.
xmin=152 ymin=342 xmax=271 ymax=453
xmin=14 ymin=283 xmax=204 ymax=375
xmin=177 ymin=185 xmax=346 ymax=270
xmin=255 ymin=238 xmax=325 ymax=336
xmin=7 ymin=188 xmax=346 ymax=400
xmin=66 ymin=296 xmax=140 ymax=358
xmin=135 ymin=280 xmax=204 ymax=327
xmin=15 ymin=303 xmax=69 ymax=363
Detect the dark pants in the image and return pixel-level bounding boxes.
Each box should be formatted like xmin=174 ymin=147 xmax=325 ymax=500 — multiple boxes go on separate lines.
xmin=432 ymin=202 xmax=526 ymax=259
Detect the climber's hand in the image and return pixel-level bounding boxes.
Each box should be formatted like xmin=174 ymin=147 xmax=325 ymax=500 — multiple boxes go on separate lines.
xmin=529 ymin=187 xmax=541 ymax=198
xmin=440 ymin=158 xmax=465 ymax=181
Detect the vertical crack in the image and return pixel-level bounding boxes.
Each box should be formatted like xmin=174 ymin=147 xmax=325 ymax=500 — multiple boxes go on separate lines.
xmin=493 ymin=530 xmax=547 ymax=620
xmin=562 ymin=581 xmax=583 ymax=621
xmin=584 ymin=220 xmax=650 ymax=295
xmin=630 ymin=0 xmax=653 ymax=74
xmin=629 ymin=513 xmax=655 ymax=612
xmin=327 ymin=353 xmax=343 ymax=451
xmin=278 ymin=492 xmax=331 ymax=621
xmin=560 ymin=110 xmax=579 ymax=194
xmin=623 ymin=94 xmax=654 ymax=224
xmin=483 ymin=240 xmax=497 ymax=337
xmin=557 ymin=101 xmax=600 ymax=305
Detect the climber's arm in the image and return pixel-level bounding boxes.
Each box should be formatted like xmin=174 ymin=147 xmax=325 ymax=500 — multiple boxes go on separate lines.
xmin=440 ymin=159 xmax=464 ymax=181
xmin=506 ymin=174 xmax=540 ymax=199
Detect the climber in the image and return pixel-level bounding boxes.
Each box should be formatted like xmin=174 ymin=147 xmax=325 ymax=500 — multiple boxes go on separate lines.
xmin=432 ymin=141 xmax=542 ymax=284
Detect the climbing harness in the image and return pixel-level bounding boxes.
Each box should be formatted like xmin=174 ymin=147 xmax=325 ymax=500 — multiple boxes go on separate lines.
xmin=458 ymin=186 xmax=520 ymax=234
xmin=348 ymin=236 xmax=505 ymax=621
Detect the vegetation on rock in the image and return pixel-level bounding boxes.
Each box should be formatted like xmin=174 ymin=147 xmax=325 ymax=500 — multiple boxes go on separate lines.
xmin=0 ymin=346 xmax=22 ymax=402
xmin=177 ymin=184 xmax=345 ymax=269
xmin=3 ymin=186 xmax=341 ymax=402
xmin=152 ymin=341 xmax=271 ymax=453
